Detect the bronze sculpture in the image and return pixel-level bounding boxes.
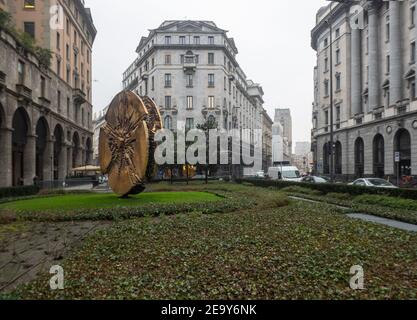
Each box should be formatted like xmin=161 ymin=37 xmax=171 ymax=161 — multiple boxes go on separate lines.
xmin=99 ymin=91 xmax=162 ymax=197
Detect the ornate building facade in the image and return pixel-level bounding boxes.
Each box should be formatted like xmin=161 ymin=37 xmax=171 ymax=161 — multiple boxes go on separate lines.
xmin=122 ymin=20 xmax=270 ymax=176
xmin=0 ymin=0 xmax=96 ymax=187
xmin=311 ymin=0 xmax=417 ymax=182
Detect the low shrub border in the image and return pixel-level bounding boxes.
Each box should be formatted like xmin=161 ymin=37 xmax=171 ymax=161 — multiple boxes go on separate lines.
xmin=239 ymin=178 xmax=417 ymax=200
xmin=0 ymin=185 xmax=40 ymax=199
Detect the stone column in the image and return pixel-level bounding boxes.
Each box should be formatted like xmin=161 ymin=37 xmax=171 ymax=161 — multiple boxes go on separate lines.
xmin=368 ymin=5 xmax=380 ymax=111
xmin=42 ymin=139 xmax=54 ymax=183
xmin=351 ymin=28 xmax=362 ymax=115
xmin=24 ymin=135 xmax=36 ymax=185
xmin=389 ymin=1 xmax=402 ymax=106
xmin=0 ymin=128 xmax=13 ymax=187
xmin=67 ymin=146 xmax=73 ymax=176
xmin=58 ymin=144 xmax=67 ymax=181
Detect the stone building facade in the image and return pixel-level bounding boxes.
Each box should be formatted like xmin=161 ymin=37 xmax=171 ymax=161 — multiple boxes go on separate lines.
xmin=122 ymin=20 xmax=270 ymax=175
xmin=311 ymin=0 xmax=417 ymax=182
xmin=274 ymin=108 xmax=293 ymax=153
xmin=123 ymin=20 xmax=266 ymax=132
xmin=0 ymin=0 xmax=96 ymax=187
xmin=261 ymin=109 xmax=273 ymax=172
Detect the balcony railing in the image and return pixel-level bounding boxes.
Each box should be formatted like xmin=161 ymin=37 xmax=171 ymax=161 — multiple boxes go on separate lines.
xmin=183 ymin=56 xmax=197 ymax=72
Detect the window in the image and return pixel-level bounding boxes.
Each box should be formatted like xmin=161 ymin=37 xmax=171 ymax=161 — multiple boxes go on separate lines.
xmin=165 ymin=36 xmax=171 ymax=45
xmin=186 ymin=74 xmax=193 ymax=87
xmin=324 ymin=110 xmax=329 ymax=131
xmin=324 ymin=38 xmax=328 ymax=47
xmin=411 ymin=7 xmax=416 ymax=26
xmin=324 ymin=57 xmax=329 ymax=72
xmin=165 ymin=55 xmax=172 ymax=65
xmin=411 ymin=80 xmax=416 ymax=100
xmin=324 ymin=80 xmax=329 ymax=96
xmin=386 ymin=23 xmax=390 ymax=42
xmin=186 ymin=118 xmax=194 ymax=131
xmin=67 ymin=97 xmax=70 ymax=117
xmin=335 ymin=73 xmax=341 ymax=91
xmin=164 ymin=74 xmax=171 ymax=87
xmin=18 ymin=61 xmax=25 ymax=84
xmin=151 ymin=76 xmax=154 ymax=90
xmin=165 ymin=96 xmax=172 ymax=109
xmin=386 ymin=55 xmax=390 ymax=73
xmin=66 ymin=44 xmax=70 ymax=60
xmin=164 ymin=116 xmax=172 ymax=130
xmin=24 ymin=0 xmax=35 ymax=9
xmin=187 ymin=96 xmax=193 ymax=110
xmin=208 ymin=53 xmax=214 ymax=65
xmin=224 ymin=76 xmax=227 ymax=90
xmin=335 ymin=28 xmax=340 ymax=38
xmin=57 ymin=58 xmax=61 ymax=76
xmin=208 ymin=96 xmax=215 ymax=109
xmin=74 ymin=30 xmax=77 ymax=45
xmin=193 ymin=36 xmax=200 ymax=45
xmin=66 ymin=68 xmax=70 ymax=84
xmin=24 ymin=22 xmax=35 ymax=38
xmin=179 ymin=36 xmax=186 ymax=45
xmin=336 ymin=105 xmax=341 ymax=122
xmin=40 ymin=76 xmax=46 ymax=97
xmin=66 ymin=18 xmax=70 ymax=35
xmin=56 ymin=32 xmax=61 ymax=50
xmin=208 ymin=74 xmax=215 ymax=87
xmin=208 ymin=36 xmax=214 ymax=45
xmin=57 ymin=90 xmax=61 ymax=111
xmin=335 ymin=49 xmax=340 ymax=64
xmin=411 ymin=42 xmax=416 ymax=63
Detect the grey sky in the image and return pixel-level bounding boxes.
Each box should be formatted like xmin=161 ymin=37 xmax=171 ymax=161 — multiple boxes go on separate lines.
xmin=85 ymin=0 xmax=329 ymax=144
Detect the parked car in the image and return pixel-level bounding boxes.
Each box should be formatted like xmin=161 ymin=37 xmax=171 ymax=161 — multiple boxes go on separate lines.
xmin=348 ymin=178 xmax=398 ymax=189
xmin=255 ymin=171 xmax=265 ymax=179
xmin=300 ymin=176 xmax=329 ymax=184
xmin=267 ymin=166 xmax=302 ymax=182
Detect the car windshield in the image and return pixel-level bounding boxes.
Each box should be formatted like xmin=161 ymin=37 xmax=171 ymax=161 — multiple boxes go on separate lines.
xmin=368 ymin=179 xmax=393 ymax=187
xmin=283 ymin=171 xmax=300 ymax=179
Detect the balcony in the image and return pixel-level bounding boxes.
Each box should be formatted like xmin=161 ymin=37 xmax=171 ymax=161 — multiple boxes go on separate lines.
xmin=38 ymin=96 xmax=51 ymax=107
xmin=16 ymin=84 xmax=32 ymax=102
xmin=73 ymin=88 xmax=87 ymax=105
xmin=141 ymin=70 xmax=149 ymax=81
xmin=183 ymin=55 xmax=197 ymax=73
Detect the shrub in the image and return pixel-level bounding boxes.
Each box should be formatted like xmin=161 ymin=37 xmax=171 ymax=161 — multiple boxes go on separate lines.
xmin=327 ymin=192 xmax=352 ymax=201
xmin=281 ymin=186 xmax=323 ymax=196
xmin=355 ymin=194 xmax=417 ymax=212
xmin=0 ymin=10 xmax=12 ymax=29
xmin=239 ymin=179 xmax=417 ymax=200
xmin=0 ymin=185 xmax=40 ymax=199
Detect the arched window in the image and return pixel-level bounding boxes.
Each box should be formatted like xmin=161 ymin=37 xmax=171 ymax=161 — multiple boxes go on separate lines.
xmin=354 ymin=137 xmax=365 ymax=178
xmin=394 ymin=129 xmax=411 ymax=177
xmin=373 ymin=134 xmax=385 ymax=178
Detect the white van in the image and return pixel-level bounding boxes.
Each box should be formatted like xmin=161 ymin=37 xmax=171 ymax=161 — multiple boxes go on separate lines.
xmin=267 ymin=166 xmax=302 ymax=182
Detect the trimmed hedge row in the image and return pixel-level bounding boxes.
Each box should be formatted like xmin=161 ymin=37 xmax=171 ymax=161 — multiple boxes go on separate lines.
xmin=239 ymin=178 xmax=417 ymax=200
xmin=0 ymin=186 xmax=40 ymax=199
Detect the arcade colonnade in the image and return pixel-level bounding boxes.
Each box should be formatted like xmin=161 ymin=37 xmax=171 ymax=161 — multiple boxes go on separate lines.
xmin=0 ymin=103 xmax=93 ymax=188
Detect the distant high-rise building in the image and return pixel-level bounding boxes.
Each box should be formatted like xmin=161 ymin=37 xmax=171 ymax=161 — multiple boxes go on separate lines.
xmin=274 ymin=109 xmax=293 ymax=153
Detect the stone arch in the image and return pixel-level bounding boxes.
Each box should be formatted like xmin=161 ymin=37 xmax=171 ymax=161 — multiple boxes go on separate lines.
xmin=335 ymin=141 xmax=342 ymax=175
xmin=12 ymin=107 xmax=31 ymax=186
xmin=394 ymin=128 xmax=411 ymax=177
xmin=0 ymin=102 xmax=5 ymax=129
xmin=373 ymin=134 xmax=385 ymax=178
xmin=354 ymin=137 xmax=365 ymax=178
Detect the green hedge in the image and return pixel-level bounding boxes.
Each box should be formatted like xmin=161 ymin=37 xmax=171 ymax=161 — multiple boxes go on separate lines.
xmin=239 ymin=179 xmax=417 ymax=200
xmin=0 ymin=186 xmax=40 ymax=199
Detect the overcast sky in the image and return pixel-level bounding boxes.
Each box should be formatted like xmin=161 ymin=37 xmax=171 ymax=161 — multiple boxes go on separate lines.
xmin=85 ymin=0 xmax=329 ymax=145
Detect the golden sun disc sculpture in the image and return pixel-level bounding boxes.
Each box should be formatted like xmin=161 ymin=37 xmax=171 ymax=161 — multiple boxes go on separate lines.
xmin=99 ymin=91 xmax=162 ymax=197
